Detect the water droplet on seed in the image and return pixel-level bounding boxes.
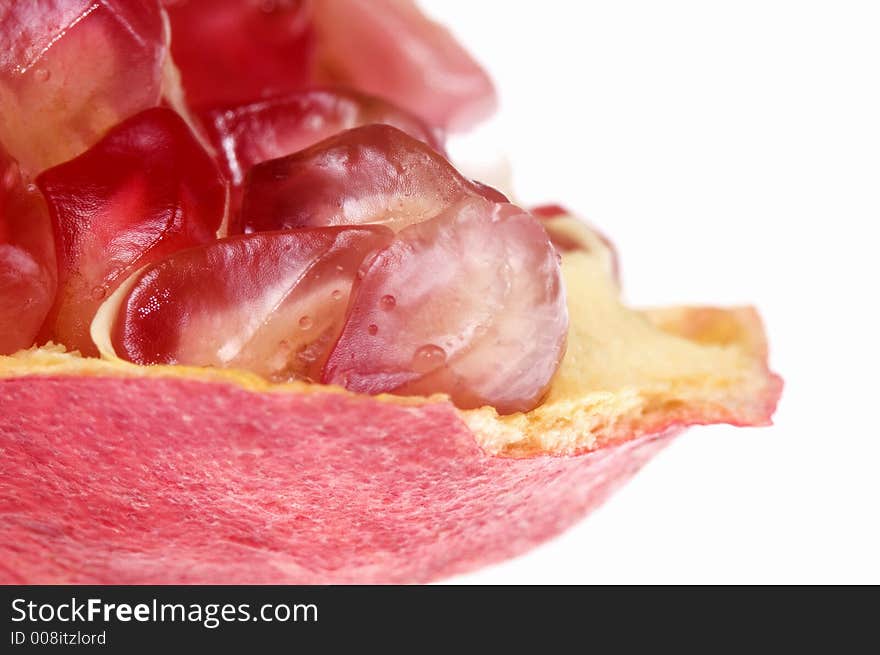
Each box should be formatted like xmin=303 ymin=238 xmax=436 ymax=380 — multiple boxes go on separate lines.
xmin=298 ymin=316 xmax=313 ymax=330
xmin=412 ymin=344 xmax=446 ymax=373
xmin=331 ymin=289 xmax=343 ymax=301
xmin=367 ymin=324 xmax=378 ymax=335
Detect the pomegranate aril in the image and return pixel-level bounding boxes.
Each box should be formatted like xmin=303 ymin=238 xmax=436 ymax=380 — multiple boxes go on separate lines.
xmin=241 ymin=124 xmax=500 ymax=235
xmin=162 ymin=0 xmax=315 ymax=109
xmin=0 ymin=247 xmax=55 ymax=355
xmin=201 ymin=88 xmax=445 ymax=230
xmin=323 ymin=197 xmax=568 ymax=414
xmin=312 ymin=0 xmax=496 ymax=131
xmin=36 ymin=107 xmax=227 ymax=356
xmin=0 ymin=0 xmax=169 ymax=174
xmin=532 ymin=203 xmax=621 ymax=284
xmin=110 ymin=226 xmax=394 ymax=382
xmin=469 ymin=180 xmax=510 ymax=204
xmin=0 ymin=145 xmax=55 ymax=354
xmin=0 ymin=145 xmax=54 ymax=268
xmin=200 ymin=87 xmax=445 ymax=188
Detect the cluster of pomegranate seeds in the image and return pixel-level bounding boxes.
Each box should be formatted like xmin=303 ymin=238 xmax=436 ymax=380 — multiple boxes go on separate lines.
xmin=111 ymin=226 xmax=394 ymax=381
xmin=36 ymin=108 xmax=227 ymax=356
xmin=201 ymin=88 xmax=443 ymax=186
xmin=199 ymin=87 xmax=444 ymax=225
xmin=0 ymin=0 xmax=569 ymax=414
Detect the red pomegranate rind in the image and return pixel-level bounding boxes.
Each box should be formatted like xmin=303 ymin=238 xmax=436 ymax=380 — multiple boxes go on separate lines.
xmin=0 ymin=146 xmax=55 ymax=354
xmin=324 ymin=198 xmax=568 ymax=414
xmin=36 ymin=107 xmax=227 ymax=356
xmin=111 ymin=226 xmax=394 ymax=382
xmin=163 ymin=0 xmax=315 ymax=109
xmin=200 ymin=87 xmax=445 ymax=188
xmin=241 ymin=124 xmax=497 ymax=234
xmin=0 ymin=372 xmax=676 ymax=583
xmin=0 ymin=0 xmax=168 ymax=174
xmin=312 ymin=0 xmax=496 ymax=131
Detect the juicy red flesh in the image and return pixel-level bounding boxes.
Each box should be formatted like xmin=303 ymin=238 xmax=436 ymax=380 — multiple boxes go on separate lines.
xmin=324 ymin=197 xmax=568 ymax=414
xmin=241 ymin=124 xmax=503 ymax=235
xmin=0 ymin=146 xmax=55 ymax=354
xmin=3 ymin=2 xmax=568 ymax=415
xmin=312 ymin=0 xmax=496 ymax=131
xmin=111 ymin=226 xmax=393 ymax=382
xmin=0 ymin=0 xmax=168 ymax=175
xmin=163 ymin=0 xmax=315 ymax=109
xmin=36 ymin=107 xmax=227 ymax=356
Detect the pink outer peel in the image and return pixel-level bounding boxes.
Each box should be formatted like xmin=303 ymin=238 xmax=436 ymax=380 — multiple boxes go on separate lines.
xmin=0 ymin=372 xmax=676 ymax=584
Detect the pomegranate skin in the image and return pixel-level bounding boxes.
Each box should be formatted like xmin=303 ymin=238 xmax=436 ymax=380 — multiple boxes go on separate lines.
xmin=0 ymin=373 xmax=673 ymax=584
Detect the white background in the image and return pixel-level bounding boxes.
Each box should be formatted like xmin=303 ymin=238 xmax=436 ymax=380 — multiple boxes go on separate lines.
xmin=419 ymin=0 xmax=880 ymax=583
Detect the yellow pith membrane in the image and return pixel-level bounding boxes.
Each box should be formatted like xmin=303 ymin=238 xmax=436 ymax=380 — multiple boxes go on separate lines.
xmin=0 ymin=215 xmax=779 ymax=456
